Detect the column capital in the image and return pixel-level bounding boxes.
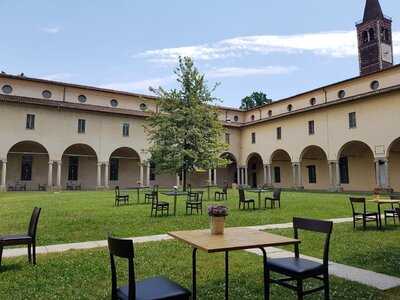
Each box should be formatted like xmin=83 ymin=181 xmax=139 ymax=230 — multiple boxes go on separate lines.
xmin=103 ymin=161 xmax=109 ymax=166
xmin=374 ymin=157 xmax=388 ymax=163
xmin=48 ymin=160 xmax=54 ymax=165
xmin=1 ymin=159 xmax=7 ymax=164
xmin=56 ymin=160 xmax=62 ymax=165
xmin=291 ymin=162 xmax=300 ymax=166
xmin=97 ymin=162 xmax=103 ymax=167
xmin=328 ymin=160 xmax=338 ymax=164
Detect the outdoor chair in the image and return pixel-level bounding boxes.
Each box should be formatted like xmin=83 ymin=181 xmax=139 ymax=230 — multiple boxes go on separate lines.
xmin=396 ymin=208 xmax=400 ymax=223
xmin=265 ymin=189 xmax=281 ymax=209
xmin=107 ymin=236 xmax=191 ymax=300
xmin=150 ymin=191 xmax=169 ymax=217
xmin=144 ymin=185 xmax=158 ymax=204
xmin=15 ymin=181 xmax=27 ymax=191
xmin=115 ymin=186 xmax=129 ymax=206
xmin=265 ymin=217 xmax=333 ymax=300
xmin=215 ymin=185 xmax=228 ymax=201
xmin=349 ymin=197 xmax=379 ymax=230
xmin=238 ymin=188 xmax=255 ymax=210
xmin=38 ymin=184 xmax=47 ymax=191
xmin=0 ymin=207 xmax=41 ymax=268
xmin=384 ymin=195 xmax=400 ymax=225
xmin=186 ymin=191 xmax=203 ymax=215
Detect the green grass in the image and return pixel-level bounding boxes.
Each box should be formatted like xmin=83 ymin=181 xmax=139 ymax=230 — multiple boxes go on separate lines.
xmin=271 ymin=222 xmax=400 ymax=277
xmin=0 ymin=240 xmax=393 ymax=300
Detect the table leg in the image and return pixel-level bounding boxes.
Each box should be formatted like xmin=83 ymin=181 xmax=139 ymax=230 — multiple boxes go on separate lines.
xmin=258 ymin=192 xmax=261 ymax=210
xmin=174 ymin=194 xmax=177 ymax=216
xmin=225 ymin=251 xmax=229 ymax=300
xmin=378 ymin=203 xmax=382 ymax=229
xmin=260 ymin=247 xmax=269 ymax=300
xmin=192 ymin=248 xmax=197 ymax=299
xmin=137 ymin=189 xmax=140 ymax=204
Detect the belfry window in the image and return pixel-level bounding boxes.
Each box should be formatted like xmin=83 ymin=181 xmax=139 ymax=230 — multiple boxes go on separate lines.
xmin=368 ymin=28 xmax=375 ymax=41
xmin=362 ymin=31 xmax=369 ymax=44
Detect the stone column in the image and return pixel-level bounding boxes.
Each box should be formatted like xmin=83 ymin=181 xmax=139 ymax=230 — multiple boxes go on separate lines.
xmin=97 ymin=162 xmax=102 ymax=188
xmin=270 ymin=165 xmax=274 ymax=186
xmin=176 ymin=174 xmax=180 ymax=187
xmin=208 ymin=169 xmax=212 ymax=186
xmin=335 ymin=161 xmax=341 ymax=187
xmin=47 ymin=160 xmax=54 ymax=188
xmin=375 ymin=159 xmax=381 ymax=188
xmin=213 ymin=168 xmax=217 ymax=186
xmin=244 ymin=167 xmax=248 ymax=186
xmin=1 ymin=160 xmax=7 ymax=191
xmin=297 ymin=163 xmax=302 ymax=188
xmin=383 ymin=159 xmax=390 ymax=188
xmin=139 ymin=164 xmax=144 ymax=187
xmin=263 ymin=164 xmax=268 ymax=186
xmin=146 ymin=163 xmax=150 ymax=187
xmin=292 ymin=163 xmax=298 ymax=188
xmin=104 ymin=162 xmax=109 ymax=189
xmin=236 ymin=166 xmax=240 ymax=185
xmin=56 ymin=160 xmax=62 ymax=189
xmin=328 ymin=161 xmax=334 ymax=189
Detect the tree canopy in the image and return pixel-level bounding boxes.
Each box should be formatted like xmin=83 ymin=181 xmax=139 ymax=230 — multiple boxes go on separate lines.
xmin=240 ymin=91 xmax=272 ymax=110
xmin=146 ymin=57 xmax=228 ymax=190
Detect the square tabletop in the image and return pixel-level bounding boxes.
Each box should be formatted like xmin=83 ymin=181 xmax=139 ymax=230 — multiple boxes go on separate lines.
xmin=162 ymin=191 xmax=188 ymax=196
xmin=168 ymin=227 xmax=300 ymax=253
xmin=368 ymin=199 xmax=400 ymax=204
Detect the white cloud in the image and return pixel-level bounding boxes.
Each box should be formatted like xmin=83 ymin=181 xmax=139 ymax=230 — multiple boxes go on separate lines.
xmin=136 ymin=30 xmax=400 ymax=63
xmin=40 ymin=26 xmax=61 ymax=34
xmin=207 ymin=66 xmax=298 ymax=78
xmin=100 ymin=76 xmax=174 ymax=93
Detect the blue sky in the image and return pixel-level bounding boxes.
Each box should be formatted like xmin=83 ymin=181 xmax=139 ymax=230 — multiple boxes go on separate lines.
xmin=0 ymin=0 xmax=399 ymax=108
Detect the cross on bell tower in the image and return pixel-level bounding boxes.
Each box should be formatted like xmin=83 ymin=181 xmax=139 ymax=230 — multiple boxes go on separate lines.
xmin=356 ymin=0 xmax=393 ymax=76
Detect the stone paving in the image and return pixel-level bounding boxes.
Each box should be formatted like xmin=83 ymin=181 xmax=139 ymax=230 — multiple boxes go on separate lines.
xmin=3 ymin=217 xmax=400 ymax=291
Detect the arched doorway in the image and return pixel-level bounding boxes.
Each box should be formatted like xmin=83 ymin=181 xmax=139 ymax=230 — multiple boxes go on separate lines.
xmin=109 ymin=147 xmax=141 ymax=188
xmin=270 ymin=149 xmax=292 ymax=188
xmin=62 ymin=144 xmax=98 ymax=189
xmin=217 ymin=152 xmax=238 ymax=187
xmin=6 ymin=141 xmax=49 ymax=191
xmin=247 ymin=153 xmax=264 ymax=188
xmin=300 ymin=146 xmax=329 ymax=190
xmin=337 ymin=141 xmax=375 ymax=191
xmin=388 ymin=138 xmax=400 ymax=192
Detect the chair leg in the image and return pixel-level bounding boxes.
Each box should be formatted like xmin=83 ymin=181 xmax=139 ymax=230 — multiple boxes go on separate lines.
xmin=32 ymin=243 xmax=36 ymax=265
xmin=324 ymin=272 xmax=330 ymax=300
xmin=0 ymin=246 xmax=3 ymax=267
xmin=28 ymin=244 xmax=32 ymax=263
xmin=297 ymin=279 xmax=303 ymax=300
xmin=362 ymin=216 xmax=366 ymax=230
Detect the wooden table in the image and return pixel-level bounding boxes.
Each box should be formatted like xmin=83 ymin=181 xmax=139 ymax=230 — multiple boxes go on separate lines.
xmin=122 ymin=186 xmax=149 ymax=204
xmin=368 ymin=199 xmax=400 ymax=228
xmin=247 ymin=188 xmax=271 ymax=209
xmin=169 ymin=227 xmax=300 ymax=300
xmin=161 ymin=191 xmax=188 ymax=216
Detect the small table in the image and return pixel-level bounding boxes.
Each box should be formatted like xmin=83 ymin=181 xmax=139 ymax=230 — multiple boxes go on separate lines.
xmin=247 ymin=188 xmax=271 ymax=209
xmin=368 ymin=199 xmax=400 ymax=228
xmin=202 ymin=185 xmax=217 ymax=201
xmin=169 ymin=227 xmax=300 ymax=300
xmin=122 ymin=186 xmax=149 ymax=204
xmin=161 ymin=191 xmax=188 ymax=216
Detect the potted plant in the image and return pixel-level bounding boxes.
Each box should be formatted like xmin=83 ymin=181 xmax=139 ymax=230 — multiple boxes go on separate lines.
xmin=208 ymin=205 xmax=228 ymax=235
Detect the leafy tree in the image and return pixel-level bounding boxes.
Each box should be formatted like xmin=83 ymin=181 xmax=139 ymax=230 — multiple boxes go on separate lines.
xmin=240 ymin=91 xmax=272 ymax=110
xmin=146 ymin=57 xmax=228 ymax=190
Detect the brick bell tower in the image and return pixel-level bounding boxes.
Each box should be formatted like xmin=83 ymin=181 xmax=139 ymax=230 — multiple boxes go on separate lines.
xmin=356 ymin=0 xmax=393 ymax=76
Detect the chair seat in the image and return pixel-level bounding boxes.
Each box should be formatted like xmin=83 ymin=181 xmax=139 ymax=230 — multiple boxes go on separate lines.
xmin=0 ymin=234 xmax=32 ymax=245
xmin=385 ymin=209 xmax=398 ymax=214
xmin=243 ymin=199 xmax=255 ymax=202
xmin=156 ymin=201 xmax=169 ymax=206
xmin=117 ymin=276 xmax=190 ymax=300
xmin=266 ymin=257 xmax=325 ymax=276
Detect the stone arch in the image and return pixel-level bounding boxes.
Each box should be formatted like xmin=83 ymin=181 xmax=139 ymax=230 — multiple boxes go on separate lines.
xmin=300 ymin=145 xmax=329 ymax=190
xmin=108 ymin=147 xmax=142 ymax=188
xmin=215 ymin=152 xmax=238 ymax=187
xmin=246 ymin=152 xmax=264 ymax=188
xmin=387 ymin=137 xmax=400 ymax=191
xmin=270 ymin=149 xmax=293 ymax=188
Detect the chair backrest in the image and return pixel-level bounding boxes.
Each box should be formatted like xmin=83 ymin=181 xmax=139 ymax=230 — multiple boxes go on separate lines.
xmin=108 ymin=236 xmax=136 ymax=300
xmin=293 ymin=217 xmax=333 ymax=266
xmin=197 ymin=191 xmax=203 ymax=202
xmin=222 ymin=185 xmax=228 ymax=194
xmin=238 ymin=188 xmax=245 ymax=202
xmin=273 ymin=189 xmax=281 ymax=200
xmin=349 ymin=197 xmax=366 ymax=215
xmin=151 ymin=191 xmax=159 ymax=205
xmin=153 ymin=185 xmax=159 ymax=192
xmin=115 ymin=186 xmax=120 ymax=197
xmin=396 ymin=207 xmax=400 ymax=217
xmin=27 ymin=207 xmax=41 ymax=239
xmin=390 ymin=195 xmax=400 ymax=200
xmin=187 ymin=192 xmax=198 ymax=202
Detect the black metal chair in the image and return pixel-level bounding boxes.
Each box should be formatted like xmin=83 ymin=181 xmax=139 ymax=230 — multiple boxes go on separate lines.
xmin=396 ymin=208 xmax=400 ymax=223
xmin=115 ymin=186 xmax=129 ymax=206
xmin=186 ymin=191 xmax=203 ymax=215
xmin=349 ymin=197 xmax=378 ymax=230
xmin=384 ymin=195 xmax=400 ymax=225
xmin=215 ymin=185 xmax=228 ymax=201
xmin=265 ymin=217 xmax=333 ymax=300
xmin=107 ymin=236 xmax=191 ymax=300
xmin=265 ymin=189 xmax=281 ymax=209
xmin=0 ymin=207 xmax=42 ymax=268
xmin=150 ymin=192 xmax=169 ymax=217
xmin=238 ymin=188 xmax=255 ymax=210
xmin=144 ymin=185 xmax=158 ymax=204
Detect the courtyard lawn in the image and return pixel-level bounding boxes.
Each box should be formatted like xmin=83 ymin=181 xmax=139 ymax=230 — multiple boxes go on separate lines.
xmin=0 ymin=189 xmax=369 ymax=245
xmin=0 ymin=240 xmax=394 ymax=300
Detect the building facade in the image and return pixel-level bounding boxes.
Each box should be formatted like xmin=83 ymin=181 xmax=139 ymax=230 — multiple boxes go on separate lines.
xmin=0 ymin=0 xmax=399 ymax=192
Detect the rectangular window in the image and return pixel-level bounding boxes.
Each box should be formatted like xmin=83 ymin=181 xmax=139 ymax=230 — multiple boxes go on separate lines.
xmin=21 ymin=155 xmax=33 ymax=181
xmin=251 ymin=132 xmax=256 ymax=144
xmin=339 ymin=157 xmax=349 ymax=184
xmin=78 ymin=119 xmax=86 ymax=134
xmin=308 ymin=120 xmax=315 ymax=135
xmin=277 ymin=127 xmax=282 ymax=140
xmin=122 ymin=123 xmax=130 ymax=137
xmin=274 ymin=166 xmax=281 ymax=183
xmin=349 ymin=112 xmax=357 ymax=129
xmin=68 ymin=157 xmax=79 ymax=181
xmin=110 ymin=158 xmax=119 ymax=181
xmin=225 ymin=133 xmax=230 ymax=144
xmin=26 ymin=114 xmax=35 ymax=130
xmin=150 ymin=162 xmax=156 ymax=181
xmin=307 ymin=165 xmax=317 ymax=184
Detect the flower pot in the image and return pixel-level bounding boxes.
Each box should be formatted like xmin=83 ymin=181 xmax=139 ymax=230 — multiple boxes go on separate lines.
xmin=210 ymin=216 xmax=225 ymax=235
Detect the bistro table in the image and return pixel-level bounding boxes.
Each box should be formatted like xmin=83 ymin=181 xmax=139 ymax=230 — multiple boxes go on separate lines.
xmin=368 ymin=198 xmax=400 ymax=228
xmin=246 ymin=188 xmax=272 ymax=209
xmin=161 ymin=190 xmax=188 ymax=216
xmin=169 ymin=227 xmax=300 ymax=300
xmin=122 ymin=186 xmax=149 ymax=204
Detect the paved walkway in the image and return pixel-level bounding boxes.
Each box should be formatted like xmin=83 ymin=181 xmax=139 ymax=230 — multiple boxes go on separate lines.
xmin=3 ymin=216 xmax=400 ymax=291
